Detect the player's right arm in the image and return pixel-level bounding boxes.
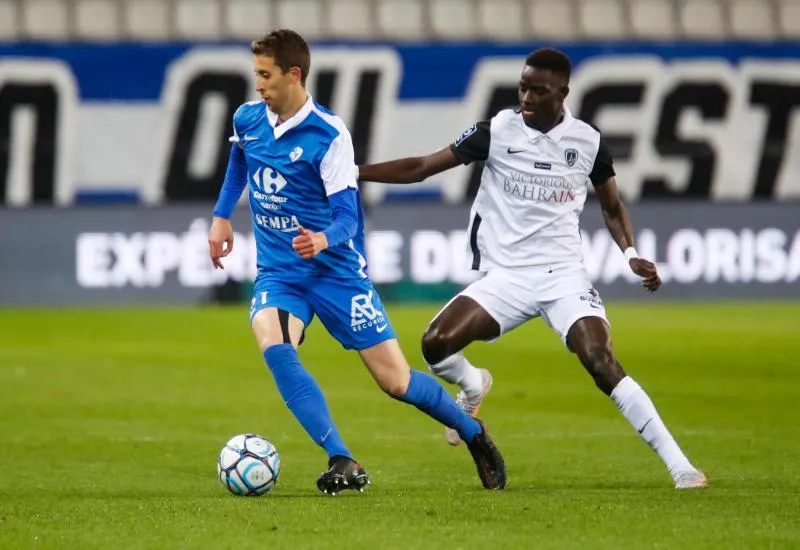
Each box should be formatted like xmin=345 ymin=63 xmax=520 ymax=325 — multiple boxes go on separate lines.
xmin=209 ymin=140 xmax=248 ymax=270
xmin=357 ymin=120 xmax=491 ymax=183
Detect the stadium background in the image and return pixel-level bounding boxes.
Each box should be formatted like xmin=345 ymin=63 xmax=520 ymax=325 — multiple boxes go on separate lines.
xmin=1 ymin=2 xmax=799 ymax=549
xmin=1 ymin=0 xmax=799 ymax=305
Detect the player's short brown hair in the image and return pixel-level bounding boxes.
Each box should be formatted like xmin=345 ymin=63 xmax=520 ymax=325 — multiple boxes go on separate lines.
xmin=526 ymin=48 xmax=571 ymax=82
xmin=251 ymin=29 xmax=311 ymax=86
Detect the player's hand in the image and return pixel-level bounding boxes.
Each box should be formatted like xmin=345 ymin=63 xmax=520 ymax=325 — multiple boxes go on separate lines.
xmin=208 ymin=216 xmax=234 ymax=270
xmin=629 ymin=258 xmax=661 ymax=293
xmin=292 ymin=226 xmax=328 ymax=259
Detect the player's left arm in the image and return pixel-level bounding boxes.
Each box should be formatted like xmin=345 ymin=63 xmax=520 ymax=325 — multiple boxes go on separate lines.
xmin=292 ymin=129 xmax=359 ymax=259
xmin=592 ymin=138 xmax=661 ymax=292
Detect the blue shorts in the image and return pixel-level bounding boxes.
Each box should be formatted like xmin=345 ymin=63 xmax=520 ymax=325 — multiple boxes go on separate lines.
xmin=249 ymin=274 xmax=397 ymax=351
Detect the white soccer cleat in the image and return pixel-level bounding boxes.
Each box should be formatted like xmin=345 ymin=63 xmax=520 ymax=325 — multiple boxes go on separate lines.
xmin=445 ymin=368 xmax=493 ymax=446
xmin=673 ymin=470 xmax=708 ymax=489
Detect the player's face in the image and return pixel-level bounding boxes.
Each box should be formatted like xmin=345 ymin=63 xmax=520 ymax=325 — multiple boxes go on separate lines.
xmin=254 ymin=55 xmax=300 ymax=115
xmin=518 ymin=66 xmax=568 ymax=131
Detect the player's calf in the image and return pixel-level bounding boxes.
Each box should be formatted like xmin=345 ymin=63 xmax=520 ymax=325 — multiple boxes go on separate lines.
xmin=577 ymin=346 xmax=625 ymax=396
xmin=370 ymin=368 xmax=410 ymax=398
xmin=611 ymin=376 xmax=707 ymax=488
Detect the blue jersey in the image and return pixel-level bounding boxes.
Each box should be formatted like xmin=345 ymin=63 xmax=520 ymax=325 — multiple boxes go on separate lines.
xmin=231 ymin=98 xmax=368 ymax=280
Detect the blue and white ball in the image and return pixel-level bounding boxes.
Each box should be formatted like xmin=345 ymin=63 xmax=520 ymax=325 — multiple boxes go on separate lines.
xmin=217 ymin=434 xmax=280 ymax=496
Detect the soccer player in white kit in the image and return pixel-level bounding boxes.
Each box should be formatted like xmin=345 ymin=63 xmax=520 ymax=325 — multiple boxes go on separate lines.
xmin=357 ymin=48 xmax=707 ymax=489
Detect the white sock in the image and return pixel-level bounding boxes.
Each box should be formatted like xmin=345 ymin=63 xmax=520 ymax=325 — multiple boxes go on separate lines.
xmin=428 ymin=352 xmax=484 ymax=399
xmin=611 ymin=376 xmax=695 ymax=477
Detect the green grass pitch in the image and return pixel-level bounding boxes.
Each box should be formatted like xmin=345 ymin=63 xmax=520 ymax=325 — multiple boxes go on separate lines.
xmin=1 ymin=302 xmax=799 ymax=549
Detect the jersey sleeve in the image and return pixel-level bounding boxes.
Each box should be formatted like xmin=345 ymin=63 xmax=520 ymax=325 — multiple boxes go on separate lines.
xmin=320 ymin=129 xmax=358 ymax=196
xmin=589 ymin=136 xmax=615 ymax=186
xmin=322 ymin=188 xmax=359 ymax=248
xmin=449 ymin=121 xmax=491 ymax=165
xmin=213 ymin=144 xmax=248 ymax=218
xmin=229 ymin=103 xmax=249 ymax=149
xmin=213 ymin=110 xmax=250 ymax=218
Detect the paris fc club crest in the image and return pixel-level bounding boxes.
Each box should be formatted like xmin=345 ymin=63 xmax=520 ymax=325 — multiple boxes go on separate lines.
xmin=454 ymin=124 xmax=477 ymax=146
xmin=565 ymin=148 xmax=578 ymax=167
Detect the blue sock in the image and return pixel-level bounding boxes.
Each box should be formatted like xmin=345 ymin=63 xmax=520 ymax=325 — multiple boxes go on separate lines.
xmin=264 ymin=344 xmax=352 ymax=460
xmin=396 ymin=370 xmax=482 ymax=442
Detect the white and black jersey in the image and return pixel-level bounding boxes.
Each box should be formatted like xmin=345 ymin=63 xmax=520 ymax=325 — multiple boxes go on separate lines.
xmin=451 ymin=106 xmax=615 ymax=271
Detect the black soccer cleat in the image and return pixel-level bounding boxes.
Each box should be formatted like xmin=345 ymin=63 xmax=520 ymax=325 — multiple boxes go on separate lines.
xmin=316 ymin=456 xmax=370 ymax=496
xmin=466 ymin=419 xmax=506 ymax=490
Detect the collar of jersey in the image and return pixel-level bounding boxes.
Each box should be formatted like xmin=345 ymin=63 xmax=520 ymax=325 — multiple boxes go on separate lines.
xmin=267 ymin=95 xmax=314 ymax=140
xmin=519 ymin=104 xmax=575 ymax=142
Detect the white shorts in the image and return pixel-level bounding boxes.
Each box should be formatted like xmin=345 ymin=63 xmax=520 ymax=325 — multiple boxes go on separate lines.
xmin=447 ymin=264 xmax=609 ymax=349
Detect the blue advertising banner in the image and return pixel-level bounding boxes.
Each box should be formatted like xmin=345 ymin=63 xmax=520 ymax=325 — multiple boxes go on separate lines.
xmin=0 ymin=202 xmax=797 ymax=306
xmin=1 ymin=41 xmax=799 ymax=206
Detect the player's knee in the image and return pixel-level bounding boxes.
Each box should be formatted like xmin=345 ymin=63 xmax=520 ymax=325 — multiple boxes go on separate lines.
xmin=251 ymin=319 xmax=284 ymax=352
xmin=381 ymin=380 xmax=409 ymax=399
xmin=255 ymin=334 xmax=282 ymax=353
xmin=375 ymin=373 xmax=410 ymax=398
xmin=421 ymin=325 xmax=454 ymax=365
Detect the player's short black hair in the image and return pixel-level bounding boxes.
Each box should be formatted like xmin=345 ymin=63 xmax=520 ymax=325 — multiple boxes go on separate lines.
xmin=251 ymin=29 xmax=311 ymax=86
xmin=525 ymin=48 xmax=571 ymax=82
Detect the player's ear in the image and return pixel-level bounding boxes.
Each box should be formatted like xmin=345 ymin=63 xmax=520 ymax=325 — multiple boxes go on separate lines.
xmin=561 ymin=85 xmax=570 ymax=101
xmin=289 ymin=66 xmax=302 ymax=84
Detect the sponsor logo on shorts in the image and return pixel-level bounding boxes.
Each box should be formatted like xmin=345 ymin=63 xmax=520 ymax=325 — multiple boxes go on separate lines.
xmin=350 ymin=291 xmax=386 ymax=332
xmin=579 ymin=288 xmax=604 ymax=309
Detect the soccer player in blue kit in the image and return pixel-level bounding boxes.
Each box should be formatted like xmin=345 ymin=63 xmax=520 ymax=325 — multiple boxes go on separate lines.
xmin=207 ymin=29 xmax=505 ymax=495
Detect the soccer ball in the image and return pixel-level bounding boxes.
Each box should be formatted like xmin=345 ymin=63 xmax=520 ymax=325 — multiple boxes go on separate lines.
xmin=217 ymin=434 xmax=281 ymax=496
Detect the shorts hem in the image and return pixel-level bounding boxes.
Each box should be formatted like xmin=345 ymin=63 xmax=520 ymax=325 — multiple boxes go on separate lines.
xmin=348 ymin=331 xmax=396 ymax=351
xmin=249 ymin=304 xmax=313 ymax=329
xmin=456 ymin=289 xmax=507 ymax=343
xmin=560 ymin=312 xmax=610 ymax=350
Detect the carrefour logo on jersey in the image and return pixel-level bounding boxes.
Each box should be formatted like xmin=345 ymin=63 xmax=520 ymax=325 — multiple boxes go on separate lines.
xmin=252 ymin=166 xmax=288 ymax=195
xmin=251 ymin=166 xmax=289 ymax=209
xmin=249 ymin=165 xmax=299 ymax=231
